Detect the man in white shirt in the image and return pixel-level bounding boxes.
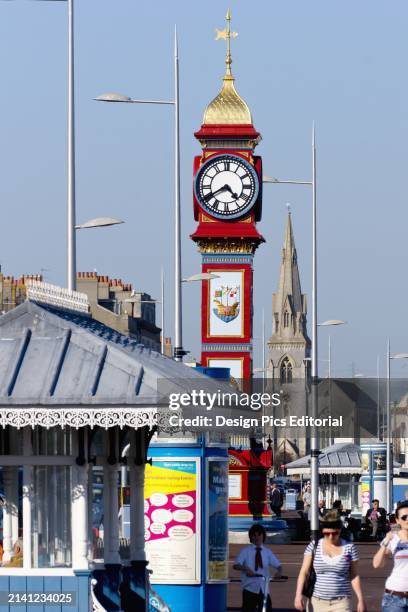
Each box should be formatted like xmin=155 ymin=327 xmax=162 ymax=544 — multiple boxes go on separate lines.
xmin=233 ymin=524 xmax=282 ymax=612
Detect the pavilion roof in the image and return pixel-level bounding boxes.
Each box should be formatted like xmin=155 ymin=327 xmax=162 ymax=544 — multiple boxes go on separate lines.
xmin=0 ymin=301 xmax=224 ymax=429
xmin=286 ymin=441 xmax=401 ymax=475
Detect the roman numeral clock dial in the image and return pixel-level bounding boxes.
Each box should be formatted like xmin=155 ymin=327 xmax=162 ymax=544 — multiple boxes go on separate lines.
xmin=194 ymin=154 xmax=259 ymax=220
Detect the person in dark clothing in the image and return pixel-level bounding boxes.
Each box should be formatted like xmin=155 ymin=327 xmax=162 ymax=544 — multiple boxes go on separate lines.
xmin=270 ymin=482 xmax=283 ymax=518
xmin=365 ymin=499 xmax=386 ymax=540
xmin=318 ymin=499 xmax=327 ymax=518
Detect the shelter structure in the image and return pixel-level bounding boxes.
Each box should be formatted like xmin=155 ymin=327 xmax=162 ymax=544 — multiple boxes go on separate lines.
xmin=0 ymin=283 xmax=215 ymax=611
xmin=286 ymin=441 xmax=401 ymax=512
xmin=286 ymin=442 xmax=362 ymax=511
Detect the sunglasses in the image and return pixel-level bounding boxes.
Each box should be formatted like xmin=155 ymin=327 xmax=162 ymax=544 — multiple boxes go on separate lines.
xmin=398 ymin=514 xmax=408 ymax=522
xmin=322 ymin=531 xmax=340 ymax=537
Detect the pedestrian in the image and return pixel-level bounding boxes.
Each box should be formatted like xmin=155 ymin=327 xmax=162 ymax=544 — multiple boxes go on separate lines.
xmin=270 ymin=482 xmax=283 ymax=518
xmin=233 ymin=523 xmax=282 ymax=612
xmin=294 ymin=510 xmax=366 ymax=612
xmin=365 ymin=499 xmax=387 ymax=541
xmin=373 ymin=500 xmax=408 ymax=611
xmin=303 ymin=483 xmax=312 ymax=519
xmin=2 ymin=539 xmax=23 ymax=568
xmin=318 ymin=500 xmax=326 ymax=518
xmin=332 ymin=500 xmax=352 ymax=541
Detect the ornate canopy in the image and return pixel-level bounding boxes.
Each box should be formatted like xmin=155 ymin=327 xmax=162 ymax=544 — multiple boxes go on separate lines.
xmin=0 ymin=300 xmax=208 ymax=429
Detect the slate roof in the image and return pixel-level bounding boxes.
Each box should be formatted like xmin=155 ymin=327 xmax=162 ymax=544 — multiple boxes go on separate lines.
xmin=0 ymin=301 xmax=211 ymax=406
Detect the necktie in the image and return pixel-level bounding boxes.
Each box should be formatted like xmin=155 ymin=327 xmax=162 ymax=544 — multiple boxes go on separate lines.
xmin=255 ymin=547 xmax=263 ymax=571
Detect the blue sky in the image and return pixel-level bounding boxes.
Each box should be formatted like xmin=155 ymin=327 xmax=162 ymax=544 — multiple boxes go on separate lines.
xmin=0 ymin=1 xmax=407 ymax=377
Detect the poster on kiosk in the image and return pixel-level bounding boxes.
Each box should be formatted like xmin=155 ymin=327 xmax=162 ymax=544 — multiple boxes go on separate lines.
xmin=144 ymin=457 xmax=201 ymax=584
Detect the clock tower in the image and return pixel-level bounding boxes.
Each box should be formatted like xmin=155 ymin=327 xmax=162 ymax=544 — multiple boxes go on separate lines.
xmin=191 ymin=12 xmax=264 ymax=380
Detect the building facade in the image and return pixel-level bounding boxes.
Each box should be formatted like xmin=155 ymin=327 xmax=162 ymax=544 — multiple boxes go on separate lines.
xmin=77 ymin=272 xmax=161 ymax=351
xmin=0 ymin=270 xmax=42 ymax=313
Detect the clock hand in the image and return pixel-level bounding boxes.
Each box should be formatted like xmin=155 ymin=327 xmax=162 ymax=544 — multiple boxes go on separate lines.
xmin=223 ymin=184 xmax=239 ymax=199
xmin=203 ymin=184 xmax=230 ymax=201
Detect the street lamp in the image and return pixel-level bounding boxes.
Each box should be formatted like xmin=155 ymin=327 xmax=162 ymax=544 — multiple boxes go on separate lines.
xmin=95 ymin=29 xmax=184 ymax=361
xmin=182 ymin=273 xmax=220 ymax=282
xmin=75 ymin=217 xmax=124 ymax=230
xmin=263 ymin=125 xmax=319 ymax=541
xmin=386 ymin=344 xmax=408 ymax=512
xmin=317 ymin=320 xmax=347 ymax=378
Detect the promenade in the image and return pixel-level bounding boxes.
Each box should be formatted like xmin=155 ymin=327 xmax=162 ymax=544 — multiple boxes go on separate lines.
xmin=228 ymin=542 xmax=388 ymax=612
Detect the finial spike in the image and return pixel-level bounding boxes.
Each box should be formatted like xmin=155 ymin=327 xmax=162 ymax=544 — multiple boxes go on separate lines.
xmin=286 ymin=202 xmax=291 ymax=214
xmin=215 ymin=10 xmax=238 ymax=78
xmin=312 ymin=121 xmax=316 ymax=146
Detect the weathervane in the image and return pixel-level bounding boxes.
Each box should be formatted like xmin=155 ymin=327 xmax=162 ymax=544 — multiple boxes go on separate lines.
xmin=215 ymin=9 xmax=238 ymax=77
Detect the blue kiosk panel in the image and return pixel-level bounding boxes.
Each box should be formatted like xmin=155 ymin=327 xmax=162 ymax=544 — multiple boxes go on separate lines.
xmin=0 ymin=572 xmax=89 ymax=612
xmin=146 ymin=443 xmax=228 ymax=612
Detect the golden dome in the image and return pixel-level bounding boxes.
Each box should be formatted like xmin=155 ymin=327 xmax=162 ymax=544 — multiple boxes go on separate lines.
xmin=203 ymin=10 xmax=252 ymax=126
xmin=203 ymin=75 xmax=252 ymax=125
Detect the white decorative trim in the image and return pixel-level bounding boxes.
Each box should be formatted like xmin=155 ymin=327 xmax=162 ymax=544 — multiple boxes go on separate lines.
xmin=90 ymin=579 xmax=108 ymax=612
xmin=286 ymin=467 xmax=363 ymax=475
xmin=0 ymin=408 xmax=159 ymax=430
xmin=26 ymin=280 xmax=90 ymax=314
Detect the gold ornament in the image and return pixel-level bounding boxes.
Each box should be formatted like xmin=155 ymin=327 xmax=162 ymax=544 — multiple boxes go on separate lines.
xmin=203 ymin=10 xmax=252 ymax=126
xmin=196 ymin=239 xmax=260 ymax=254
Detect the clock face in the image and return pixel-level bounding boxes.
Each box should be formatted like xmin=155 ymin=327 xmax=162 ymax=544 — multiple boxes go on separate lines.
xmin=194 ymin=154 xmax=259 ymax=220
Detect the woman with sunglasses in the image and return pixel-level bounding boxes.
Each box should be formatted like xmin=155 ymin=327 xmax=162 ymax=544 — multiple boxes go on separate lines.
xmin=373 ymin=500 xmax=408 ymax=611
xmin=294 ymin=510 xmax=366 ymax=612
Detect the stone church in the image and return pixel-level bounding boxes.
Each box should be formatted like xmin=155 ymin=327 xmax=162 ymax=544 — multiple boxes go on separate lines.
xmin=267 ymin=211 xmax=311 ymax=467
xmin=268 ymin=210 xmax=311 ymax=381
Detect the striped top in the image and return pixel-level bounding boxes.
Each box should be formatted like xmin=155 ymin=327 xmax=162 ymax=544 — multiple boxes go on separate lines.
xmin=305 ymin=539 xmax=358 ymax=599
xmin=383 ymin=533 xmax=408 ymax=592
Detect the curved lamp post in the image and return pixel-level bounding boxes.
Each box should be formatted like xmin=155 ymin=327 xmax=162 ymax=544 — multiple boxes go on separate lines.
xmin=317 ymin=320 xmax=347 ymax=378
xmin=75 ymin=217 xmax=124 ymax=230
xmin=182 ymin=273 xmax=220 ymax=282
xmin=95 ymin=29 xmax=184 ymax=360
xmin=264 ymin=126 xmax=319 ymax=540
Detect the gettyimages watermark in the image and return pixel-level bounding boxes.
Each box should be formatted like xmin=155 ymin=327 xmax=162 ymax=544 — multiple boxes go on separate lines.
xmin=155 ymin=377 xmax=404 ymax=438
xmin=167 ymin=389 xmax=282 ymax=411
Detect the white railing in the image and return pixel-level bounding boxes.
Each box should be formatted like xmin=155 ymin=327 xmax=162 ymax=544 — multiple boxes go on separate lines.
xmin=26 ymin=280 xmax=90 ymax=313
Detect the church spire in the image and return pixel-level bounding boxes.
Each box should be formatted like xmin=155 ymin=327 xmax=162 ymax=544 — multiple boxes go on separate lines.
xmin=275 ymin=210 xmax=303 ymax=321
xmin=268 ymin=210 xmax=310 ymax=381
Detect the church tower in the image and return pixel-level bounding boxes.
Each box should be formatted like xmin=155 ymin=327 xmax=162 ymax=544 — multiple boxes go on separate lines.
xmin=268 ymin=210 xmax=310 ymax=381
